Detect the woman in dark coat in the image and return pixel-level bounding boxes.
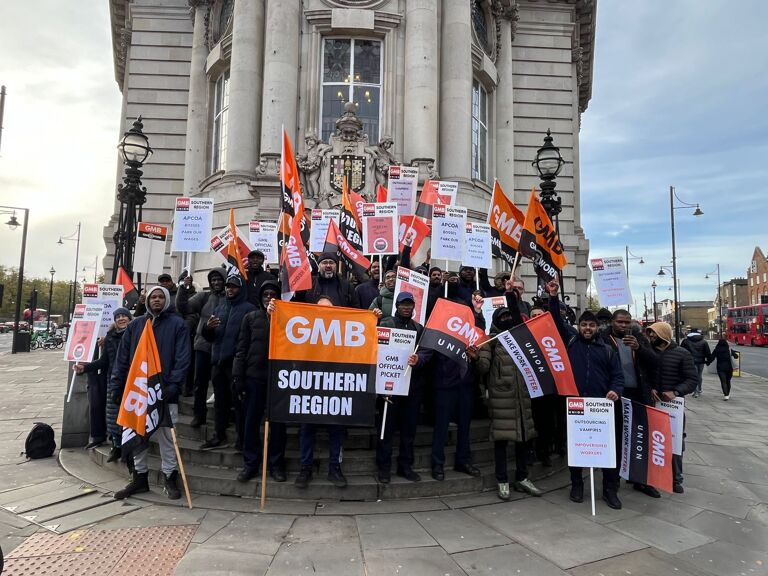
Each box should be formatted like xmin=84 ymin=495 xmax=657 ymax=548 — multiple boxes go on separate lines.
xmin=707 ymin=338 xmax=738 ymax=400
xmin=75 ymin=307 xmax=132 ymax=462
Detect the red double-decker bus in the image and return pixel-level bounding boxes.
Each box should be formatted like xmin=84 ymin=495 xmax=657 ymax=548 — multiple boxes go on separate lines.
xmin=725 ymin=305 xmax=768 ymax=346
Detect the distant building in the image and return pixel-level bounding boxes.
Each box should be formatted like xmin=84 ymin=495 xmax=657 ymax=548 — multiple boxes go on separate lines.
xmin=720 ymin=277 xmax=748 ymax=309
xmin=658 ymin=299 xmax=709 ymax=334
xmin=747 ymin=247 xmax=768 ymax=305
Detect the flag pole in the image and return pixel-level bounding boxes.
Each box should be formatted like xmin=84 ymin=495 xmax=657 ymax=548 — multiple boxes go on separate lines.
xmin=170 ymin=427 xmax=193 ymax=509
xmin=477 ymin=330 xmax=506 ymax=347
xmin=259 ymin=420 xmax=270 ymax=510
xmin=379 ymin=400 xmax=389 ymax=441
xmin=589 ymin=467 xmax=596 ymax=516
xmin=510 ymin=252 xmax=520 ymax=280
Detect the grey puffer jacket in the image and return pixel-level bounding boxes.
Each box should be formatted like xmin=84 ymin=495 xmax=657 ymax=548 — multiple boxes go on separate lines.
xmin=681 ymin=332 xmax=710 ymax=365
xmin=475 ymin=324 xmax=537 ymax=443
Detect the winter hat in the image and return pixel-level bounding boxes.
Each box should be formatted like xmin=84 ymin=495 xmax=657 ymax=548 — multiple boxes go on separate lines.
xmin=113 ymin=307 xmax=131 ymax=320
xmin=647 ymin=322 xmax=673 ymax=343
xmin=596 ymin=308 xmax=612 ymax=322
xmin=225 ymin=275 xmax=243 ymax=287
xmin=319 ymin=252 xmax=339 ymax=264
xmin=158 ymin=273 xmax=173 ymax=283
xmin=429 ymin=266 xmax=442 ymax=275
xmin=248 ymin=249 xmax=265 ymax=258
xmin=396 ymin=292 xmax=415 ymax=304
xmin=578 ymin=310 xmax=598 ymax=324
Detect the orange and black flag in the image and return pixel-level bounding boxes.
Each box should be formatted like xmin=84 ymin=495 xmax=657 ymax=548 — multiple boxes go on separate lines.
xmin=279 ymin=210 xmax=313 ymax=301
xmin=421 ymin=298 xmax=487 ymax=376
xmin=225 ymin=208 xmax=248 ymax=281
xmin=487 ymin=181 xmax=525 ymax=267
xmin=620 ymin=399 xmax=674 ymax=493
xmin=340 ymin=178 xmax=364 ymax=253
xmin=280 ymin=127 xmax=311 ymax=247
xmin=116 ymin=266 xmax=139 ymax=310
xmin=324 ymin=219 xmax=371 ymax=280
xmin=116 ymin=321 xmax=172 ymax=457
xmin=519 ymin=187 xmax=568 ymax=285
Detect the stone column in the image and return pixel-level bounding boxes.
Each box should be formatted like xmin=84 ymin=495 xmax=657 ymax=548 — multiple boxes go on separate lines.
xmin=258 ymin=0 xmax=301 ymax=176
xmin=182 ymin=1 xmax=210 ymax=196
xmin=494 ymin=10 xmax=515 ymax=189
xmin=439 ymin=0 xmax=472 ymax=181
xmin=225 ymin=0 xmax=265 ymax=176
xmin=403 ymin=0 xmax=438 ymax=173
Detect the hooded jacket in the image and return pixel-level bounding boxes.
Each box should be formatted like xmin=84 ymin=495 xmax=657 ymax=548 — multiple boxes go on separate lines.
xmin=681 ymin=332 xmax=711 ymax=365
xmin=203 ymin=280 xmax=256 ymax=366
xmin=111 ymin=286 xmax=191 ymax=403
xmin=707 ymin=339 xmax=738 ymax=372
xmin=82 ymin=325 xmax=127 ymax=438
xmin=177 ymin=268 xmax=227 ymax=353
xmin=233 ymin=279 xmax=278 ymax=384
xmin=246 ymin=265 xmax=274 ymax=307
xmin=369 ymin=285 xmax=395 ymax=318
xmin=356 ymin=277 xmax=381 ymax=310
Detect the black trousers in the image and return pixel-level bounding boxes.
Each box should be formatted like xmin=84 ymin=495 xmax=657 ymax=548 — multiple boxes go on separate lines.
xmin=532 ymin=395 xmax=557 ymax=459
xmin=376 ymin=387 xmax=423 ymax=472
xmin=494 ymin=439 xmax=529 ymax=483
xmin=431 ymin=386 xmax=473 ymax=468
xmin=193 ymin=350 xmax=212 ymax=421
xmin=242 ymin=378 xmax=286 ymax=472
xmin=87 ymin=371 xmax=107 ymax=442
xmin=211 ymin=360 xmax=234 ymax=440
xmin=718 ymin=369 xmax=733 ymax=396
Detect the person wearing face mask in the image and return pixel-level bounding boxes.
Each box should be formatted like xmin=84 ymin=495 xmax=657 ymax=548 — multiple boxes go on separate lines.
xmin=546 ymin=279 xmax=625 ymax=510
xmin=370 ymin=269 xmax=397 ymax=319
xmin=305 ymin=253 xmax=360 ymax=308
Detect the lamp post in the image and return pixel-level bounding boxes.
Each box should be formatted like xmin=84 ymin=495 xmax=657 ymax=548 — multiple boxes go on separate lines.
xmin=58 ymin=223 xmax=81 ymax=336
xmin=625 ymin=246 xmax=644 ymax=315
xmin=651 ymin=281 xmax=658 ymax=322
xmin=47 ymin=267 xmax=56 ymax=332
xmin=667 ymin=186 xmax=703 ymax=342
xmin=658 ymin=265 xmax=683 ymax=333
xmin=705 ymin=264 xmax=722 ymax=337
xmin=82 ymin=256 xmax=98 ymax=283
xmin=112 ymin=116 xmax=153 ymax=283
xmin=1 ymin=205 xmax=30 ymax=354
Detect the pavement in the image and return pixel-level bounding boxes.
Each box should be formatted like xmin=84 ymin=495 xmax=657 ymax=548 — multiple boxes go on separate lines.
xmin=1 ymin=345 xmax=767 ymax=575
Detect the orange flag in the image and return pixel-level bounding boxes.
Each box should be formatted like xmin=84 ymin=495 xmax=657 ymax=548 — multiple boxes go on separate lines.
xmin=376 ymin=184 xmax=388 ymax=203
xmin=226 ymin=208 xmax=248 ymax=280
xmin=519 ymin=187 xmax=568 ymax=283
xmin=487 ymin=180 xmax=525 ymax=267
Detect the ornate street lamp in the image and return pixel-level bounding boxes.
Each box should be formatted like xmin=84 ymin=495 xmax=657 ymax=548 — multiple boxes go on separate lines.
xmin=532 ymin=129 xmax=566 ymax=219
xmin=1 ymin=206 xmax=30 ymax=353
xmin=651 ymin=281 xmax=658 ymax=322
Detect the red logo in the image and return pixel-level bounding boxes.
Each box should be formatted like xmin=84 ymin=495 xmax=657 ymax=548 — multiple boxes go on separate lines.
xmin=176 ymin=197 xmax=190 ymax=211
xmin=567 ymin=398 xmax=584 ymax=415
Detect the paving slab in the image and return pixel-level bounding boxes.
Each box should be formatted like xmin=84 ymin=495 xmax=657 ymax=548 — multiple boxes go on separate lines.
xmin=412 ymin=509 xmax=511 ymax=554
xmin=315 ymin=498 xmax=447 ymax=515
xmin=172 ymin=547 xmax=272 ymax=576
xmin=47 ymin=500 xmax=141 ymax=533
xmin=684 ymin=510 xmax=768 ymax=553
xmin=3 ymin=483 xmax=97 ymax=514
xmin=191 ymin=510 xmax=238 ymax=544
xmin=567 ymin=547 xmax=710 ymax=576
xmin=363 ymin=546 xmax=467 ymax=576
xmin=453 ymin=543 xmax=568 ymax=575
xmin=606 ymin=515 xmax=715 ymax=554
xmin=543 ymin=486 xmax=642 ymax=524
xmin=357 ymin=512 xmax=438 ymax=550
xmin=202 ymin=512 xmax=294 ymax=555
xmin=267 ymin=542 xmax=364 ymax=576
xmin=285 ymin=515 xmax=358 ymax=544
xmin=21 ymin=492 xmax=109 ymax=523
xmin=675 ymin=540 xmax=768 ymax=576
xmin=747 ymin=502 xmax=768 ymax=525
xmin=441 ymin=491 xmax=523 ymax=510
xmin=618 ymin=490 xmax=705 ymax=525
xmin=669 ymin=485 xmax=757 ymax=518
xmin=684 ymin=473 xmax=767 ymax=501
xmin=94 ymin=503 xmax=207 ymax=529
xmin=0 ymin=478 xmax=73 ymax=505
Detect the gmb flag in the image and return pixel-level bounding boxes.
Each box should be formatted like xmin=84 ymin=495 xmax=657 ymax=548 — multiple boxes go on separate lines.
xmin=421 ymin=298 xmax=487 ymax=376
xmin=268 ymin=301 xmax=378 ymax=427
xmin=116 ymin=321 xmax=172 ymax=457
xmin=620 ymin=398 xmax=674 ymax=493
xmin=519 ymin=187 xmax=568 ymax=285
xmin=487 ymin=180 xmax=525 ymax=267
xmin=495 ymin=312 xmax=578 ymax=397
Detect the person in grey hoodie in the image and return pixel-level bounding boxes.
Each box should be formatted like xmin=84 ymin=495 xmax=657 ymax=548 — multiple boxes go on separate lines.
xmin=681 ymin=329 xmax=711 ymax=397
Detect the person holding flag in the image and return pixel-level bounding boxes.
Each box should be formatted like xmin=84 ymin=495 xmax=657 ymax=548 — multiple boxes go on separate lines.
xmin=111 ymin=286 xmax=191 ymax=500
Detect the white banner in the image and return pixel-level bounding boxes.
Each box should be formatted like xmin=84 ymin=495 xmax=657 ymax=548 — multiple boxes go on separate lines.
xmin=248 ymin=221 xmax=279 ymax=264
xmin=362 ymin=202 xmax=399 ymax=256
xmin=393 ymin=267 xmax=430 ymax=325
xmin=431 ymin=205 xmax=467 ymax=262
xmin=567 ymin=397 xmax=616 ymax=468
xmin=463 ymin=222 xmax=492 ymax=269
xmin=437 ymin=181 xmax=458 ymax=205
xmin=211 ymin=225 xmax=253 ymax=263
xmin=82 ymin=283 xmax=124 ymax=338
xmin=171 ymin=197 xmax=214 ymax=253
xmin=656 ymin=397 xmax=685 ymax=456
xmin=309 ymin=208 xmax=340 ymax=254
xmin=480 ymin=295 xmax=507 ymax=335
xmin=388 ymin=165 xmax=419 ymax=216
xmin=134 ymin=222 xmax=168 ymax=277
xmin=375 ymin=327 xmax=417 ymax=396
xmin=590 ymin=256 xmax=632 ymax=307
xmin=64 ymin=303 xmax=105 ymax=362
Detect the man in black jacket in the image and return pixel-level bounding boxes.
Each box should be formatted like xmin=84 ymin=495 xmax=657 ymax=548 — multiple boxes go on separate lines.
xmin=305 ymin=253 xmax=360 ymax=308
xmin=355 ymin=259 xmax=381 ymax=309
xmin=681 ymin=329 xmax=711 ymax=398
xmin=646 ymin=321 xmax=698 ymax=493
xmin=246 ymin=250 xmax=273 ymax=307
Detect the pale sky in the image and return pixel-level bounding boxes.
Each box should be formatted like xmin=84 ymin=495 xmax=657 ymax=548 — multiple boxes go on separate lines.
xmin=1 ymin=1 xmax=766 ymax=306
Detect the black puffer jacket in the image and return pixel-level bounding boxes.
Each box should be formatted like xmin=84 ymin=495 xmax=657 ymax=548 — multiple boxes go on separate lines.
xmin=232 ymin=280 xmax=278 ymax=384
xmin=176 ymin=268 xmax=227 ymax=353
xmin=707 ymin=339 xmax=738 ymax=372
xmin=82 ymin=326 xmax=126 ymax=437
xmin=651 ymin=343 xmax=698 ymax=397
xmin=681 ymin=332 xmax=710 ymax=364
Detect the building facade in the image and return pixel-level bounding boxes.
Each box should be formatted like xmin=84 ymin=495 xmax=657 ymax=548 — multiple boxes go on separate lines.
xmin=105 ymin=0 xmax=596 ymax=307
xmin=747 ymin=247 xmax=768 ymax=305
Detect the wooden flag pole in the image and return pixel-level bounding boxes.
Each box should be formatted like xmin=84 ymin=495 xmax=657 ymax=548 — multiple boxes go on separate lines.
xmin=260 ymin=420 xmax=270 ymax=511
xmin=510 ymin=252 xmax=521 ymax=281
xmin=170 ymin=427 xmax=193 ymax=509
xmin=477 ymin=331 xmax=506 ymax=347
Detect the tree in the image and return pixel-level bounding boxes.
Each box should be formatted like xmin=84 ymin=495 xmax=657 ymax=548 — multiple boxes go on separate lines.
xmin=0 ymin=266 xmax=81 ymax=321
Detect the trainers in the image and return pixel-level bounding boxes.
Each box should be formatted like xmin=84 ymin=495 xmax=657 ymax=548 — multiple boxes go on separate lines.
xmin=114 ymin=472 xmax=149 ymax=500
xmin=602 ymin=490 xmax=622 ymax=510
xmin=396 ymin=467 xmax=421 ymax=482
xmin=569 ymin=483 xmax=584 ymax=503
xmin=206 ymin=393 xmax=215 ymax=405
xmin=514 ymin=478 xmax=543 ymax=497
xmin=377 ymin=469 xmax=391 ymax=484
xmin=328 ymin=466 xmax=347 ymax=488
xmin=295 ymin=465 xmax=313 ymax=489
xmin=633 ymin=483 xmax=661 ymax=498
xmin=163 ymin=471 xmax=181 ymax=500
xmin=724 ymin=395 xmax=730 ymax=401
xmin=673 ymin=483 xmax=684 ymax=494
xmin=237 ymin=467 xmax=259 ymax=483
xmin=200 ymin=436 xmax=224 ymax=450
xmin=497 ymin=482 xmax=511 ymax=501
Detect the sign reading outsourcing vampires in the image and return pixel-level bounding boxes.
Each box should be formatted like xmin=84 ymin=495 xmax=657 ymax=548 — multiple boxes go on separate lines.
xmin=268 ymin=301 xmax=378 ymax=427
xmin=387 ymin=165 xmax=419 ymax=216
xmin=590 ymin=256 xmax=632 ymax=307
xmin=171 ymin=197 xmax=214 ymax=252
xmin=566 ymin=397 xmax=616 ymax=469
xmin=431 ymin=204 xmax=467 ymax=262
xmin=362 ymin=202 xmax=399 ymax=256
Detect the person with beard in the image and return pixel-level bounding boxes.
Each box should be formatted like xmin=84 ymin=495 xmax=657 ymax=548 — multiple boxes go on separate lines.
xmin=375 ymin=292 xmax=431 ymax=483
xmin=200 ymin=275 xmax=256 ymax=450
xmin=305 ymin=253 xmax=360 ymax=308
xmin=370 ymin=269 xmax=397 ymax=319
xmin=245 ymin=250 xmax=273 ymax=307
xmin=232 ymin=279 xmax=287 ymax=482
xmin=596 ymin=308 xmax=613 ymax=332
xmin=546 ymin=280 xmax=625 ymax=509
xmin=355 ymin=258 xmax=381 ymax=309
xmin=681 ymin=328 xmax=711 ymax=398
xmin=706 ymin=338 xmax=739 ymax=400
xmin=425 ymin=266 xmax=444 ymax=319
xmin=645 ymin=321 xmax=698 ymax=493
xmin=476 ymin=300 xmax=543 ymax=500
xmin=134 ymin=273 xmax=178 ymax=317
xmin=176 ymin=267 xmax=227 ymax=428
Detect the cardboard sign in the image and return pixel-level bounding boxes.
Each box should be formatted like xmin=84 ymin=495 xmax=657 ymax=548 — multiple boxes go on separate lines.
xmin=480 ymin=295 xmax=507 ymax=335
xmin=431 ymin=205 xmax=467 ymax=262
xmin=655 ymin=397 xmax=684 ymax=456
xmin=171 ymin=197 xmax=214 ymax=253
xmin=463 ymin=222 xmax=492 ymax=269
xmin=590 ymin=256 xmax=632 ymax=307
xmin=249 ymin=221 xmax=279 ymax=264
xmin=393 ymin=267 xmax=429 ymax=325
xmin=362 ymin=203 xmax=398 ymax=256
xmin=82 ymin=283 xmax=124 ymax=337
xmin=309 ymin=209 xmax=340 ymax=254
xmin=388 ymin=165 xmax=418 ymax=216
xmin=211 ymin=225 xmax=253 ymax=264
xmin=64 ymin=303 xmax=104 ymax=362
xmin=567 ymin=397 xmax=616 ymax=468
xmin=375 ymin=327 xmax=417 ymax=396
xmin=134 ymin=223 xmax=168 ymax=276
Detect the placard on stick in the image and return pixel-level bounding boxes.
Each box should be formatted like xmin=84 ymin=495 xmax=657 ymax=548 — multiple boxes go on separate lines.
xmin=566 ymin=397 xmax=616 ymax=468
xmin=362 ymin=203 xmax=398 ymax=256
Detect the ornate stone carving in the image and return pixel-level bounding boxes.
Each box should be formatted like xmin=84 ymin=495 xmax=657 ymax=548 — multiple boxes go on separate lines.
xmin=296 ymin=130 xmax=332 ymax=200
xmin=364 ymin=135 xmax=395 ymax=188
xmin=572 ymin=46 xmax=584 ymax=87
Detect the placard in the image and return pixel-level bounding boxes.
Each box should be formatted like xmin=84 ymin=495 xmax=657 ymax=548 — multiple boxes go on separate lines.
xmin=388 ymin=165 xmax=418 ymax=216
xmin=248 ymin=221 xmax=279 ymax=264
xmin=567 ymin=397 xmax=616 ymax=468
xmin=82 ymin=283 xmax=124 ymax=337
xmin=431 ymin=205 xmax=467 ymax=262
xmin=393 ymin=267 xmax=429 ymax=325
xmin=480 ymin=295 xmax=507 ymax=335
xmin=590 ymin=256 xmax=632 ymax=307
xmin=376 ymin=327 xmax=417 ymax=396
xmin=171 ymin=197 xmax=214 ymax=252
xmin=463 ymin=222 xmax=492 ymax=269
xmin=134 ymin=222 xmax=168 ymax=276
xmin=362 ymin=203 xmax=398 ymax=256
xmin=655 ymin=397 xmax=684 ymax=456
xmin=211 ymin=225 xmax=253 ymax=264
xmin=309 ymin=209 xmax=340 ymax=254
xmin=64 ymin=303 xmax=105 ymax=362
xmin=436 ymin=181 xmax=458 ymax=205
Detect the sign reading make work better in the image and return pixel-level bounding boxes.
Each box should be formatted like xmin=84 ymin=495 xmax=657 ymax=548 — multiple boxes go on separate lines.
xmin=268 ymin=301 xmax=378 ymax=426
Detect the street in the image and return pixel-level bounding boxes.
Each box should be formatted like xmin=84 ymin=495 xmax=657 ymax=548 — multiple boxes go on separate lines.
xmin=730 ymin=343 xmax=768 ymax=380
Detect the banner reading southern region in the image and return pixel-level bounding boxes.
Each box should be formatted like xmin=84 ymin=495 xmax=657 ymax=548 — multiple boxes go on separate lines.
xmin=323 ymin=219 xmax=371 ymax=280
xmin=116 ymin=321 xmax=173 ymax=457
xmin=171 ymin=197 xmax=214 ymax=253
xmin=309 ymin=208 xmax=341 ymax=254
xmin=494 ymin=312 xmax=578 ymax=397
xmin=388 ymin=165 xmax=418 ymax=215
xmin=519 ymin=188 xmax=568 ymax=284
xmin=134 ymin=222 xmax=168 ymax=276
xmin=431 ymin=204 xmax=467 ymax=262
xmin=268 ymin=301 xmax=378 ymax=426
xmin=463 ymin=222 xmax=492 ymax=269
xmin=421 ymin=298 xmax=487 ymax=375
xmin=376 ymin=327 xmax=417 ymax=396
xmin=248 ymin=221 xmax=279 ymax=264
xmin=64 ymin=303 xmax=104 ymax=362
xmin=567 ymin=397 xmax=616 ymax=469
xmin=487 ymin=181 xmax=524 ymax=267
xmin=362 ymin=202 xmax=398 ymax=256
xmin=393 ymin=267 xmax=429 ymax=324
xmin=82 ymin=283 xmax=124 ymax=338
xmin=620 ymin=398 xmax=674 ymax=493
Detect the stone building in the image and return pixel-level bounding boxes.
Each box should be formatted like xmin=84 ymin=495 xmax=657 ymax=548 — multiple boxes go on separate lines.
xmin=105 ymin=0 xmax=596 ymax=306
xmin=747 ymin=247 xmax=768 ymax=305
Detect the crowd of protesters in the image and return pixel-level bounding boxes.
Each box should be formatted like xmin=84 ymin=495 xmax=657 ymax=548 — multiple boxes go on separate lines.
xmin=76 ymin=249 xmax=705 ymax=508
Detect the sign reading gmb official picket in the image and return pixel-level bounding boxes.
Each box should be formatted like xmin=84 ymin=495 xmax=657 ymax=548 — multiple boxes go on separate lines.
xmin=268 ymin=301 xmax=378 ymax=426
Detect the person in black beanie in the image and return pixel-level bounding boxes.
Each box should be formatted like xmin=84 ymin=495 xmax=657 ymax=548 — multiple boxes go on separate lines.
xmin=304 ymin=252 xmax=360 ymax=308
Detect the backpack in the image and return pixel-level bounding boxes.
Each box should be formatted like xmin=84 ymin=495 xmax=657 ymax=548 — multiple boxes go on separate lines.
xmin=24 ymin=422 xmax=56 ymax=459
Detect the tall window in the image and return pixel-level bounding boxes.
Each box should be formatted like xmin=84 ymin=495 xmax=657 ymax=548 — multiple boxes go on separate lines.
xmin=211 ymin=71 xmax=230 ymax=173
xmin=471 ymin=80 xmax=488 ymax=181
xmin=321 ymin=38 xmax=382 ymax=143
